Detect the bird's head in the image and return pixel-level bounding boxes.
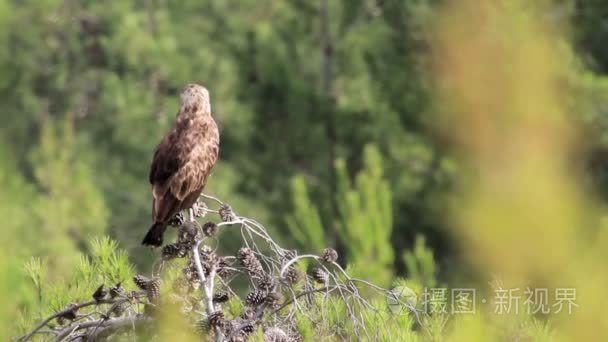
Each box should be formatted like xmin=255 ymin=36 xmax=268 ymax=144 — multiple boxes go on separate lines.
xmin=180 ymin=83 xmax=211 ymax=115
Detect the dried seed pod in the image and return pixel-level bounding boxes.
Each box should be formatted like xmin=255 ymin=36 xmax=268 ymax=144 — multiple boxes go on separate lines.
xmin=109 ymin=282 xmax=125 ymax=298
xmin=238 ymin=247 xmax=263 ymax=276
xmin=264 ymin=327 xmax=290 ymax=342
xmin=133 ymin=274 xmax=150 ymax=290
xmin=92 ymin=285 xmax=107 ymax=302
xmin=322 ymin=248 xmax=338 ymax=263
xmin=202 ymin=222 xmax=218 ymax=237
xmin=219 ymin=203 xmax=235 ymax=222
xmin=213 ymin=290 xmax=230 ymax=303
xmin=311 ymin=267 xmax=329 ymax=285
xmin=284 ymin=267 xmax=302 ymax=286
xmin=265 ymin=292 xmax=282 ymax=309
xmin=168 ymin=212 xmax=186 ymax=226
xmin=246 ymin=289 xmax=266 ymax=306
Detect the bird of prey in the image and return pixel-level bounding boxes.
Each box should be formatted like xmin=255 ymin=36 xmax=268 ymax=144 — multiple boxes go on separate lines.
xmin=142 ymin=83 xmax=220 ymax=247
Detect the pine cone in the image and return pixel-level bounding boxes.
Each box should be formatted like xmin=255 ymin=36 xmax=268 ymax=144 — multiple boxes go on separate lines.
xmin=217 ymin=257 xmax=234 ymax=279
xmin=202 ymin=222 xmax=218 ymax=237
xmin=178 ymin=221 xmax=201 ymax=245
xmin=92 ymin=285 xmax=107 ymax=302
xmin=219 ymin=203 xmax=235 ymax=222
xmin=196 ymin=318 xmax=210 ymax=334
xmin=200 ymin=245 xmax=217 ymax=273
xmin=238 ymin=248 xmax=263 ymax=276
xmin=264 ymin=327 xmax=290 ymax=342
xmin=146 ymin=277 xmax=161 ymax=302
xmin=57 ymin=303 xmax=78 ymax=321
xmin=109 ymin=282 xmax=125 ymax=298
xmin=241 ymin=323 xmax=255 ymax=335
xmin=246 ymin=289 xmax=266 ymax=306
xmin=311 ymin=267 xmax=329 ymax=285
xmin=172 ymin=277 xmax=191 ymax=296
xmin=192 ymin=199 xmax=208 ymax=218
xmin=265 ymin=292 xmax=282 ymax=309
xmin=133 ymin=275 xmax=150 ymax=291
xmin=257 ymin=274 xmax=275 ymax=292
xmin=322 ymin=248 xmax=338 ymax=263
xmin=162 ymin=243 xmax=185 ymax=259
xmin=213 ymin=290 xmax=230 ymax=303
xmin=284 ymin=267 xmax=302 ymax=286
xmin=168 ymin=212 xmax=186 ymax=226
xmin=240 ymin=308 xmax=255 ymax=320
xmin=183 ymin=262 xmax=201 ymax=289
xmin=110 ymin=300 xmax=129 ymax=316
xmin=208 ymin=311 xmax=225 ymax=328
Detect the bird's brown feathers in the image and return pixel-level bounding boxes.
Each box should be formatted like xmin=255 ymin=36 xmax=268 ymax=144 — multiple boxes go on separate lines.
xmin=143 ymin=84 xmax=219 ymax=246
xmin=150 ymin=115 xmax=219 ymax=222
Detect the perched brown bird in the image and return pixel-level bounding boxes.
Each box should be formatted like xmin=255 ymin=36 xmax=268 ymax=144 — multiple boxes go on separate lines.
xmin=142 ymin=84 xmax=220 ymax=247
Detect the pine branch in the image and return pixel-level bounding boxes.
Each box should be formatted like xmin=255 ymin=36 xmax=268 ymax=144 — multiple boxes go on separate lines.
xmin=17 ymin=194 xmax=423 ymax=341
xmin=16 ymin=293 xmax=146 ymax=342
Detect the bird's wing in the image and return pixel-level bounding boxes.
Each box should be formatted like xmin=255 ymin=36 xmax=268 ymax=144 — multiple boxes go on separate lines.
xmin=149 ymin=130 xmax=188 ymax=200
xmin=169 ymin=127 xmax=219 ymax=201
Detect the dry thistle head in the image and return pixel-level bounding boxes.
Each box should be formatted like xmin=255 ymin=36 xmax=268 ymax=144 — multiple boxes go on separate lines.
xmin=322 ymin=248 xmax=338 ymax=263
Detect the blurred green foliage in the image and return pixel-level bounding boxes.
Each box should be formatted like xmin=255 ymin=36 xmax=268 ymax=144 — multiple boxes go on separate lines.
xmin=2 ymin=0 xmax=608 ymax=340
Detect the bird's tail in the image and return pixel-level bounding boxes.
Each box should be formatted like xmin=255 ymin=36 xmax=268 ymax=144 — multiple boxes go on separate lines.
xmin=142 ymin=222 xmax=167 ymax=247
